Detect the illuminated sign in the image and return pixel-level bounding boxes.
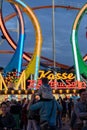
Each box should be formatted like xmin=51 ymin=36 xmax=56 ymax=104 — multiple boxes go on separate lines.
xmin=27 ymin=79 xmax=86 ymax=89
xmin=1 ymin=70 xmax=86 ymax=90
xmin=38 ymin=70 xmax=75 ymax=80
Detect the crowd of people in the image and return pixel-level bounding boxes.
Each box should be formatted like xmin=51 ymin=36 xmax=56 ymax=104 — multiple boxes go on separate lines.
xmin=0 ymin=78 xmax=87 ymax=130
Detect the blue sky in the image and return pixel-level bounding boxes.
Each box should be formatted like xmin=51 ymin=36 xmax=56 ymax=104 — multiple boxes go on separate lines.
xmin=0 ymin=0 xmax=87 ymax=69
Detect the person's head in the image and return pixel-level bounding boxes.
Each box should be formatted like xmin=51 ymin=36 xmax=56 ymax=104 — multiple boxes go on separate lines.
xmin=42 ymin=78 xmax=49 ymax=85
xmin=79 ymin=89 xmax=87 ymax=101
xmin=6 ymin=100 xmax=10 ymax=106
xmin=0 ymin=102 xmax=8 ymax=115
xmin=35 ymin=95 xmax=40 ymax=101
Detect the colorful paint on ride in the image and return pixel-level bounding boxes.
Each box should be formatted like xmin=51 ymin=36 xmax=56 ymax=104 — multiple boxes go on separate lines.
xmin=71 ymin=4 xmax=87 ymax=81
xmin=0 ymin=1 xmax=25 ymax=74
xmin=6 ymin=0 xmax=43 ymax=86
xmin=4 ymin=5 xmax=25 ymax=74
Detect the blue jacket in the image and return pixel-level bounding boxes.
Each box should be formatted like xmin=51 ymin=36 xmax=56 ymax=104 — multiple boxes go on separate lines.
xmin=30 ymin=99 xmax=62 ymax=126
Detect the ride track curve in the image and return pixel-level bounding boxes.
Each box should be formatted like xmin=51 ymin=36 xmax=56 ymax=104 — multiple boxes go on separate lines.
xmin=0 ymin=0 xmax=30 ymax=68
xmin=71 ymin=3 xmax=87 ymax=80
xmin=1 ymin=2 xmax=87 ymax=78
xmin=1 ymin=3 xmax=25 ymax=74
xmin=5 ymin=0 xmax=43 ymax=82
xmin=0 ymin=4 xmax=83 ymax=71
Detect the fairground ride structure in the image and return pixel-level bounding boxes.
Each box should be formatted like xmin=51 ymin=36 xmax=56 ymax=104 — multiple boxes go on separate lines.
xmin=0 ymin=0 xmax=87 ymax=94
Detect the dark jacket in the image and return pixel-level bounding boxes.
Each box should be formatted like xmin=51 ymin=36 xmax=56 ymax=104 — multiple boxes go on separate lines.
xmin=0 ymin=112 xmax=16 ymax=129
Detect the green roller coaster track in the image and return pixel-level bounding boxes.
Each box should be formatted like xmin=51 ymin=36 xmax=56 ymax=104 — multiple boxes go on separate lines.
xmin=71 ymin=3 xmax=87 ymax=81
